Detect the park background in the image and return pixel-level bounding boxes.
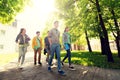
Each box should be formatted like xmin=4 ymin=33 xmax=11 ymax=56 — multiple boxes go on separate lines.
xmin=0 ymin=0 xmax=120 ymax=69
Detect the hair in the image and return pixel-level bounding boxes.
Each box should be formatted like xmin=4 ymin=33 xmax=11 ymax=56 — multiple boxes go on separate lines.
xmin=19 ymin=28 xmax=25 ymax=34
xmin=54 ymin=21 xmax=59 ymax=24
xmin=36 ymin=31 xmax=40 ymax=34
xmin=64 ymin=27 xmax=69 ymax=32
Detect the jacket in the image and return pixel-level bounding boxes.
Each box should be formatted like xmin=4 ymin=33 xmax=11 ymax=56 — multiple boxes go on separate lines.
xmin=32 ymin=36 xmax=43 ymax=49
xmin=16 ymin=34 xmax=30 ymax=44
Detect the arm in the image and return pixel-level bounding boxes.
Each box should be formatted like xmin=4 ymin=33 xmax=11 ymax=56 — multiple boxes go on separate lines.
xmin=48 ymin=37 xmax=52 ymax=46
xmin=32 ymin=37 xmax=35 ymax=49
xmin=15 ymin=34 xmax=20 ymax=43
xmin=62 ymin=33 xmax=65 ymax=45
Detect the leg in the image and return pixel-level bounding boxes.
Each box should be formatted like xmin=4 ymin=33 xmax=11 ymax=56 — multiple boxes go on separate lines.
xmin=34 ymin=49 xmax=37 ymax=65
xmin=62 ymin=51 xmax=68 ymax=62
xmin=21 ymin=47 xmax=27 ymax=65
xmin=48 ymin=44 xmax=55 ymax=66
xmin=67 ymin=49 xmax=71 ymax=66
xmin=18 ymin=46 xmax=22 ymax=63
xmin=55 ymin=44 xmax=61 ymax=71
xmin=38 ymin=48 xmax=41 ymax=64
xmin=46 ymin=50 xmax=50 ymax=62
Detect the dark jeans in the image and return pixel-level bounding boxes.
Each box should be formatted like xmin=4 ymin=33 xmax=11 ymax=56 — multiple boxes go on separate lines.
xmin=62 ymin=44 xmax=71 ymax=65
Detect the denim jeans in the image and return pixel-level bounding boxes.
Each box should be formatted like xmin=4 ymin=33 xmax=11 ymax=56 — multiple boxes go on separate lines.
xmin=62 ymin=44 xmax=71 ymax=65
xmin=18 ymin=45 xmax=27 ymax=65
xmin=48 ymin=43 xmax=61 ymax=71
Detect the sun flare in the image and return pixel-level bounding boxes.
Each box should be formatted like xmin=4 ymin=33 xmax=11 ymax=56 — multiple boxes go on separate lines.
xmin=16 ymin=0 xmax=56 ymax=37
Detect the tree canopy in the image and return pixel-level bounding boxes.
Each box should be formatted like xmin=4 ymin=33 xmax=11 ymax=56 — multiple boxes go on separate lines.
xmin=55 ymin=0 xmax=120 ymax=62
xmin=0 ymin=0 xmax=29 ymax=24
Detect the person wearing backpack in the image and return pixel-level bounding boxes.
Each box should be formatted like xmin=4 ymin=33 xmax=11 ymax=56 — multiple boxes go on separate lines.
xmin=44 ymin=31 xmax=50 ymax=62
xmin=32 ymin=31 xmax=43 ymax=65
xmin=61 ymin=27 xmax=75 ymax=70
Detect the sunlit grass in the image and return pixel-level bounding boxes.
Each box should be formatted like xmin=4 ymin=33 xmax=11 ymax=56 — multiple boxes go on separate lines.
xmin=0 ymin=53 xmax=17 ymax=66
xmin=61 ymin=51 xmax=120 ymax=69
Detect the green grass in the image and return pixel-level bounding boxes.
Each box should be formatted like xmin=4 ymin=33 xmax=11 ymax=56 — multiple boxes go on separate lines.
xmin=0 ymin=53 xmax=18 ymax=66
xmin=61 ymin=51 xmax=120 ymax=69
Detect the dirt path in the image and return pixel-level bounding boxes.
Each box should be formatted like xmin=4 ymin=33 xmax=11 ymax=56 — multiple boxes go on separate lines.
xmin=0 ymin=52 xmax=120 ymax=80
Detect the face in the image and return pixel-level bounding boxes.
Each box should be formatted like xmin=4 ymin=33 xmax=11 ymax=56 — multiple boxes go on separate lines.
xmin=65 ymin=27 xmax=69 ymax=32
xmin=66 ymin=28 xmax=69 ymax=32
xmin=37 ymin=33 xmax=40 ymax=36
xmin=22 ymin=29 xmax=26 ymax=34
xmin=54 ymin=22 xmax=59 ymax=28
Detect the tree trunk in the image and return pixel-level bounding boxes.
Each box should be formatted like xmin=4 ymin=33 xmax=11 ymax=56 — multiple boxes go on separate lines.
xmin=95 ymin=0 xmax=114 ymax=62
xmin=111 ymin=9 xmax=120 ymax=57
xmin=99 ymin=36 xmax=107 ymax=55
xmin=85 ymin=30 xmax=92 ymax=52
xmin=115 ymin=37 xmax=120 ymax=57
xmin=96 ymin=16 xmax=107 ymax=55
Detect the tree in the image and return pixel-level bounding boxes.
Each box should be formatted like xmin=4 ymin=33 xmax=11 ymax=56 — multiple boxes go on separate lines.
xmin=55 ymin=0 xmax=115 ymax=62
xmin=85 ymin=30 xmax=92 ymax=52
xmin=101 ymin=0 xmax=120 ymax=57
xmin=94 ymin=0 xmax=114 ymax=62
xmin=0 ymin=0 xmax=29 ymax=24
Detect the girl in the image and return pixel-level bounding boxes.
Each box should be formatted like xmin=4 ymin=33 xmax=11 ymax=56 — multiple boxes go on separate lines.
xmin=61 ymin=27 xmax=75 ymax=70
xmin=16 ymin=28 xmax=30 ymax=69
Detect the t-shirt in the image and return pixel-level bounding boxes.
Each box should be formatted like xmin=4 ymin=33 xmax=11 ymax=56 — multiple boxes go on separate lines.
xmin=34 ymin=37 xmax=40 ymax=50
xmin=62 ymin=32 xmax=71 ymax=44
xmin=49 ymin=28 xmax=60 ymax=44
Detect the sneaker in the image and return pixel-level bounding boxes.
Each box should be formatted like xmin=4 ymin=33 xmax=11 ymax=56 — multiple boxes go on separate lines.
xmin=18 ymin=65 xmax=23 ymax=70
xmin=58 ymin=70 xmax=66 ymax=75
xmin=34 ymin=63 xmax=36 ymax=65
xmin=69 ymin=66 xmax=76 ymax=70
xmin=38 ymin=62 xmax=42 ymax=65
xmin=48 ymin=66 xmax=52 ymax=72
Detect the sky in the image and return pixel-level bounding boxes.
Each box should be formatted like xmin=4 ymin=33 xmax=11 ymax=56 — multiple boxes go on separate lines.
xmin=16 ymin=0 xmax=56 ymax=37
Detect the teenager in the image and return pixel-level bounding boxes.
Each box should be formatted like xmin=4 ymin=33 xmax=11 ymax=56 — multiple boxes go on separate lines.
xmin=16 ymin=28 xmax=30 ymax=69
xmin=32 ymin=31 xmax=43 ymax=65
xmin=61 ymin=27 xmax=75 ymax=70
xmin=48 ymin=21 xmax=65 ymax=75
xmin=44 ymin=31 xmax=50 ymax=62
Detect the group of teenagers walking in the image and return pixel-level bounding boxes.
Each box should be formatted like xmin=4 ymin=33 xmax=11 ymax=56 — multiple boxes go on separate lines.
xmin=15 ymin=21 xmax=75 ymax=75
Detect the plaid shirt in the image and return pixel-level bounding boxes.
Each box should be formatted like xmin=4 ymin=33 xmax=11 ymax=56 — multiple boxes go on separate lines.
xmin=49 ymin=28 xmax=60 ymax=44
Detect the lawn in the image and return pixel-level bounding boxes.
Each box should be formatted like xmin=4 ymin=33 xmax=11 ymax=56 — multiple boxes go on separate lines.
xmin=0 ymin=53 xmax=18 ymax=66
xmin=61 ymin=51 xmax=120 ymax=69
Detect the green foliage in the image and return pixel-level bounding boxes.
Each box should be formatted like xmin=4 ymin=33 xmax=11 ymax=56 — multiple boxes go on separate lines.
xmin=55 ymin=0 xmax=120 ymax=49
xmin=0 ymin=0 xmax=30 ymax=24
xmin=61 ymin=51 xmax=120 ymax=69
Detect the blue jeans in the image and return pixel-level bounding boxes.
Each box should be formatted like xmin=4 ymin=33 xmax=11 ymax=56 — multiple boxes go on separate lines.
xmin=48 ymin=43 xmax=61 ymax=71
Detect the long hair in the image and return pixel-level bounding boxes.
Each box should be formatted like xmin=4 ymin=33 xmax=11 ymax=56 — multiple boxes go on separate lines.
xmin=19 ymin=28 xmax=25 ymax=34
xmin=64 ymin=27 xmax=68 ymax=32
